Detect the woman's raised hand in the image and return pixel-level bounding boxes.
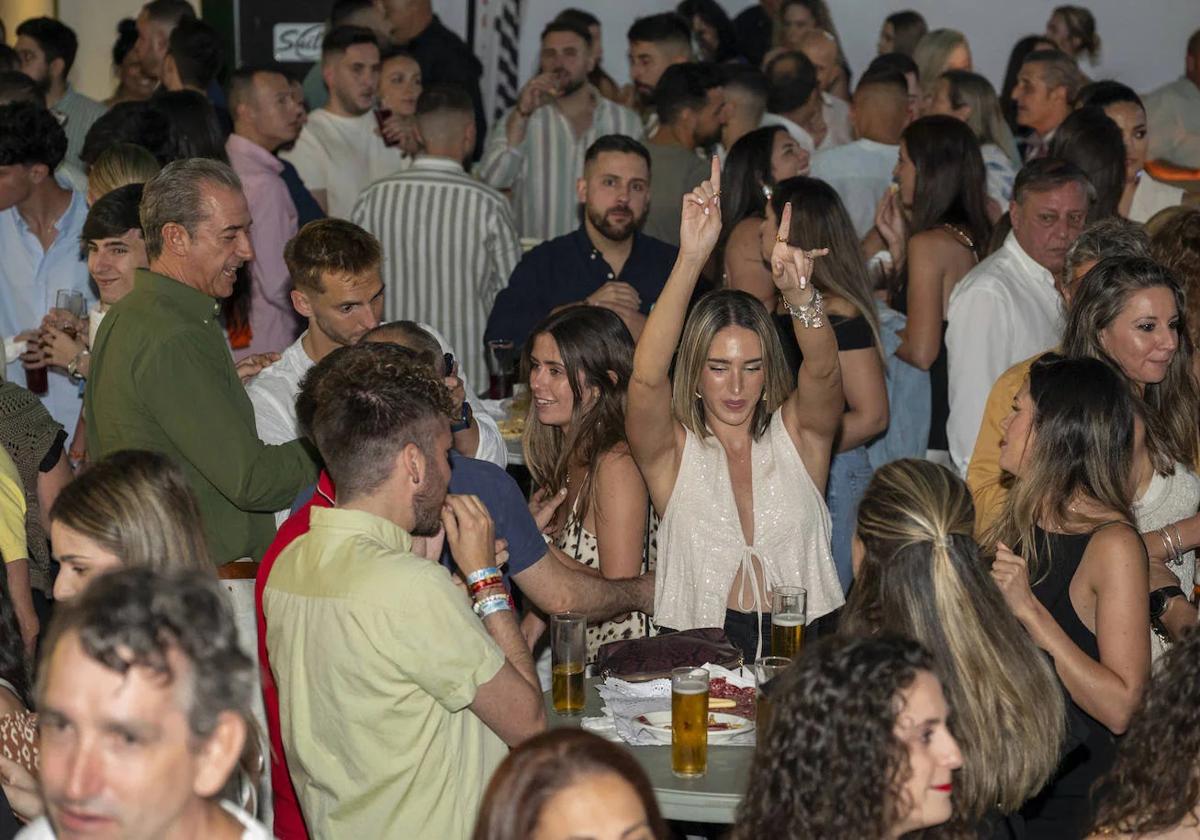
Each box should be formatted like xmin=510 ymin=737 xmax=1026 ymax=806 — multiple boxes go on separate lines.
xmin=770 ymin=201 xmax=829 ymax=305
xmin=678 ymin=155 xmax=723 ymax=264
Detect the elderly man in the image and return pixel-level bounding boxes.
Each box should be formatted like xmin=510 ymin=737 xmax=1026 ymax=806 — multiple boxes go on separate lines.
xmin=226 ymin=64 xmax=307 ymax=357
xmin=1012 ymin=48 xmax=1085 ymax=160
xmin=84 ymin=158 xmax=318 ymax=565
xmin=945 ymin=158 xmax=1092 ymax=474
xmin=16 ymin=567 xmax=269 ymax=839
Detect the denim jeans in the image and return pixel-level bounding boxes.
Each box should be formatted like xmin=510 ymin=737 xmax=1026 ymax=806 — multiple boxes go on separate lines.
xmin=826 ymin=446 xmax=874 ymax=593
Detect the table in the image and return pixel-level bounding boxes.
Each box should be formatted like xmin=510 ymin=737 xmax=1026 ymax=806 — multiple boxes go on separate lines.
xmin=543 ymin=680 xmax=751 ymax=824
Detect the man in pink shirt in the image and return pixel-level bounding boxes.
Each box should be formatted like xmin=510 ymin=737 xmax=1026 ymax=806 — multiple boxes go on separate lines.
xmin=225 ymin=65 xmax=307 ymax=357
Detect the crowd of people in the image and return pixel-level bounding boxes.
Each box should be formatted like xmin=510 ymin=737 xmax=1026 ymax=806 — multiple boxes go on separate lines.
xmin=0 ymin=0 xmax=1199 ymax=837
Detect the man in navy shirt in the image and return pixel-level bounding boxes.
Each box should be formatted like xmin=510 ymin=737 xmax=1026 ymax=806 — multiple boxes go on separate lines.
xmin=484 ymin=134 xmax=677 ymax=350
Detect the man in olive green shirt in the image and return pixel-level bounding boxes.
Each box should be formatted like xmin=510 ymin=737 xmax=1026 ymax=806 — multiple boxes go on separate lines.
xmin=85 ymin=159 xmax=317 ymax=563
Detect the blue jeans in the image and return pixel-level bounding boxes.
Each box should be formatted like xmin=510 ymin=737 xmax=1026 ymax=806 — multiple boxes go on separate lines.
xmin=826 ymin=446 xmax=874 ymax=594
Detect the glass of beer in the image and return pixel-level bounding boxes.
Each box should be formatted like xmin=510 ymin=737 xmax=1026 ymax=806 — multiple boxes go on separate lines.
xmin=753 ymin=656 xmax=790 ymax=738
xmin=671 ymin=667 xmax=710 ymax=778
xmin=550 ymin=613 xmax=586 ymax=716
xmin=771 ymin=586 xmax=807 ymax=660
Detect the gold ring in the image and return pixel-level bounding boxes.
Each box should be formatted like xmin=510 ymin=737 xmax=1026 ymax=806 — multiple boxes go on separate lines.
xmin=776 ymin=234 xmax=788 ymax=243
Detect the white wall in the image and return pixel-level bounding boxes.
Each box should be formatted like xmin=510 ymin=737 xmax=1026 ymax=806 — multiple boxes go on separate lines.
xmin=58 ymin=0 xmax=152 ymax=102
xmin=494 ymin=0 xmax=1198 ymax=94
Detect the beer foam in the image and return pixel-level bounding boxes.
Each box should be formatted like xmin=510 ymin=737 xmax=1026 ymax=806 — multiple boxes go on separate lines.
xmin=772 ymin=613 xmax=805 ymax=627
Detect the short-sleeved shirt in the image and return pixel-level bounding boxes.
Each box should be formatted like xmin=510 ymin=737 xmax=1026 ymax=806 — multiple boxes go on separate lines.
xmin=263 ymin=506 xmax=507 ymax=839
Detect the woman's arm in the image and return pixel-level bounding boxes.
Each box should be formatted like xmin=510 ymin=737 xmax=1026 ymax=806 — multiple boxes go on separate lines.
xmin=723 ymin=218 xmax=776 ymax=311
xmin=894 ymin=232 xmax=947 ymax=371
xmin=836 ymin=346 xmax=889 ymax=452
xmin=628 ymin=157 xmax=723 ymax=508
xmin=591 ymin=446 xmax=651 ymax=581
xmin=992 ymin=527 xmax=1150 ymax=734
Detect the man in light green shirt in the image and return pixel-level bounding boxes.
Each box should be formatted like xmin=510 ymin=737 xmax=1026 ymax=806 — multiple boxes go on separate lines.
xmin=264 ymin=342 xmax=544 ymax=838
xmin=85 ymin=159 xmax=318 ymax=563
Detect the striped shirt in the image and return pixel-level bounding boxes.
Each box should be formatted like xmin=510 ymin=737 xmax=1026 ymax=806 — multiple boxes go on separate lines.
xmin=476 ymin=86 xmax=642 ymax=241
xmin=352 ymin=156 xmax=521 ymax=395
xmin=51 ymin=87 xmax=108 ymax=175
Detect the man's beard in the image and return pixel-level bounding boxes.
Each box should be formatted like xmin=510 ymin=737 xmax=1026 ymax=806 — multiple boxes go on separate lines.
xmin=410 ymin=480 xmax=445 ymax=537
xmin=557 ymin=75 xmax=586 ymax=98
xmin=586 ymin=204 xmax=642 ymax=242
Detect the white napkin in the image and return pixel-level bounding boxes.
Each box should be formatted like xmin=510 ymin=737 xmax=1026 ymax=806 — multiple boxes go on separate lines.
xmin=581 ymin=664 xmax=756 ymax=747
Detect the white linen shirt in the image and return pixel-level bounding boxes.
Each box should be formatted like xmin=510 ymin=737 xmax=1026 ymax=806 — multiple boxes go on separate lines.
xmin=18 ymin=801 xmax=270 ymax=839
xmin=1143 ymin=77 xmax=1200 ymax=170
xmin=809 ymin=138 xmax=899 ymax=238
xmin=945 ymin=231 xmax=1064 ymax=475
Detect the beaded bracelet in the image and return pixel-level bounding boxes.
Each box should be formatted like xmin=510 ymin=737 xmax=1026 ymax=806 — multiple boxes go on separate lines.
xmin=466 ymin=567 xmax=502 ymax=586
xmin=473 ymin=593 xmax=512 ymax=619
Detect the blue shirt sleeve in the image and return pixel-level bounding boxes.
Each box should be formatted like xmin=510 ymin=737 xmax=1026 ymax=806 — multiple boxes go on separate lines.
xmin=442 ymin=455 xmax=546 ymax=581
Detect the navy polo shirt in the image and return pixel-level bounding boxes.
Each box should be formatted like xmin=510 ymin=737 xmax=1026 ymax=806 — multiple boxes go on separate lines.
xmin=484 ymin=226 xmax=678 ymax=349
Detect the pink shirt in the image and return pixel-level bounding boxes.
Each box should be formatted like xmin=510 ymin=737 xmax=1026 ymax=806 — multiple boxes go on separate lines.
xmin=226 ymin=133 xmax=303 ymax=358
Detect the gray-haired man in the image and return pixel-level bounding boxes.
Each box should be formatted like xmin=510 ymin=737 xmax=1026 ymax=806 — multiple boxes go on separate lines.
xmin=84 ymin=158 xmax=318 ymax=566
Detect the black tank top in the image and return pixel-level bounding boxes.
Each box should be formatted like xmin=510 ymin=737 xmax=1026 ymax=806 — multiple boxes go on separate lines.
xmin=1020 ymin=524 xmax=1124 ymax=840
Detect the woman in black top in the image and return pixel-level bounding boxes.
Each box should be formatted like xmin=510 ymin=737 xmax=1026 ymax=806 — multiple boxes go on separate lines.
xmin=985 ymin=354 xmax=1150 ymax=839
xmin=761 ymin=177 xmax=888 ymax=593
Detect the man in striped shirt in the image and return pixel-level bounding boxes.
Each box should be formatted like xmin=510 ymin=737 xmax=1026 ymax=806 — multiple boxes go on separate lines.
xmin=353 ymin=84 xmax=520 ymax=396
xmin=13 ymin=18 xmax=106 ymax=177
xmin=477 ymin=19 xmax=642 ymax=242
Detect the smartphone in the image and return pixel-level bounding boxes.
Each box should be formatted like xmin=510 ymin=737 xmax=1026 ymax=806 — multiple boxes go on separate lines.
xmin=443 ymin=353 xmax=455 ymax=377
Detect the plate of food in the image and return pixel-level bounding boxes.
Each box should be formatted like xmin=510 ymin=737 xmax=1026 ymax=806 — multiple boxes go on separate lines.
xmin=633 ymin=711 xmax=754 ymax=744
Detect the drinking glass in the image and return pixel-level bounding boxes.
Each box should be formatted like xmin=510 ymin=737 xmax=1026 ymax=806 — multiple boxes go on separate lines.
xmin=550 ymin=613 xmax=586 ymax=716
xmin=752 ymin=656 xmax=790 ymax=738
xmin=771 ymin=586 xmax=807 ymax=660
xmin=486 ymin=339 xmax=515 ymax=399
xmin=671 ymin=667 xmax=710 ymax=778
xmin=55 ymin=289 xmax=86 ymax=338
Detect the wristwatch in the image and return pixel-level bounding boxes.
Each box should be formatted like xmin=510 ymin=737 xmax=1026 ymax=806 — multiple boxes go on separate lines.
xmin=67 ymin=348 xmax=89 ymax=380
xmin=1149 ymin=585 xmax=1186 ymax=620
xmin=450 ymin=400 xmax=473 ymax=434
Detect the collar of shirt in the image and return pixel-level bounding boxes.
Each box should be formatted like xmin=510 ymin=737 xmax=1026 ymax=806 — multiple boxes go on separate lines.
xmin=570 ymin=224 xmax=644 ymax=282
xmin=226 ymin=133 xmax=284 ymax=175
xmin=1001 ymin=231 xmax=1057 ymax=292
xmin=10 ymin=182 xmax=87 ymax=244
xmin=853 ymin=138 xmax=899 ymax=156
xmin=310 ymin=505 xmax=413 ymax=554
xmin=135 ymin=268 xmax=222 ymax=323
xmin=411 ymin=154 xmax=466 ymax=174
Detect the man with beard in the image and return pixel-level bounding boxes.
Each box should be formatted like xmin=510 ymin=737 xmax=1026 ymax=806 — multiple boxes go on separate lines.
xmin=227 ymin=65 xmax=309 ymax=358
xmin=13 ymin=17 xmax=105 ymax=176
xmin=642 ymin=63 xmax=726 ymax=246
xmin=263 ymin=341 xmax=545 ymax=838
xmin=280 ymin=26 xmax=406 ymax=219
xmin=485 ymin=135 xmax=677 ymax=348
xmin=478 ymin=19 xmax=642 ymax=241
xmin=352 ymin=85 xmax=520 ymax=396
xmin=247 ymin=218 xmax=506 ymax=497
xmin=85 ymin=158 xmax=318 ymax=565
xmin=626 ymin=12 xmax=694 ymax=122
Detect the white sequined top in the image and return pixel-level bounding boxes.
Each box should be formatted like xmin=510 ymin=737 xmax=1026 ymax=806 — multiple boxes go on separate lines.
xmin=1134 ymin=461 xmax=1200 ymax=660
xmin=654 ymin=411 xmax=845 ymax=635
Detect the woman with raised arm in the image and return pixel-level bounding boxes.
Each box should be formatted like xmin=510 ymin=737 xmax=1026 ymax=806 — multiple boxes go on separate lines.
xmin=626 ymin=157 xmax=844 ymax=663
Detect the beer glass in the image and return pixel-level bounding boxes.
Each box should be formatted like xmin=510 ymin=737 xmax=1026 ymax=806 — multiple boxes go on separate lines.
xmin=753 ymin=656 xmax=790 ymax=738
xmin=771 ymin=586 xmax=807 ymax=660
xmin=671 ymin=667 xmax=709 ymax=778
xmin=55 ymin=289 xmax=86 ymax=336
xmin=550 ymin=613 xmax=586 ymax=716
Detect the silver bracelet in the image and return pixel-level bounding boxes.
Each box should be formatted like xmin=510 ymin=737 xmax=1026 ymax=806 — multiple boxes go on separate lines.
xmin=780 ymin=288 xmax=824 ymax=328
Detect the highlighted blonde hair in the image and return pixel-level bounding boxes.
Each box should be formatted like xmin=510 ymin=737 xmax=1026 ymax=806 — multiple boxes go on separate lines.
xmin=86 ymin=142 xmax=160 ymax=204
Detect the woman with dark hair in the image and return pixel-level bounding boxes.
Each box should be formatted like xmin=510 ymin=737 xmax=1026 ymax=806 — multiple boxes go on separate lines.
xmin=721 ymin=125 xmax=807 ymax=309
xmin=843 ymin=459 xmax=1065 ymax=837
xmin=1049 ymin=107 xmax=1126 ymax=222
xmin=677 ymin=0 xmax=738 ymax=64
xmin=149 ymin=89 xmax=229 ymax=163
xmin=1087 ymin=626 xmax=1200 ymax=838
xmin=1001 ymin=35 xmax=1057 ymax=136
xmin=764 ymin=177 xmax=887 ymax=592
xmin=105 ymin=18 xmax=155 ymax=107
xmin=877 ymin=10 xmax=927 ymax=57
xmin=986 ymin=354 xmax=1151 ymax=838
xmin=473 ymin=729 xmax=668 ymax=840
xmin=521 ymin=306 xmax=652 ymax=663
xmin=627 ymin=158 xmax=844 ymax=662
xmin=876 ymin=115 xmax=990 ymax=463
xmin=735 ymin=634 xmax=963 ymax=838
xmin=1076 ymin=81 xmax=1188 ymax=222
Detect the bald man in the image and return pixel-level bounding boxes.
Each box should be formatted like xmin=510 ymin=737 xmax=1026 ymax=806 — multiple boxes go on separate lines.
xmin=351 ymin=84 xmax=520 ymax=396
xmin=810 ymin=69 xmax=911 ymax=236
xmin=798 ymin=30 xmax=852 ymax=150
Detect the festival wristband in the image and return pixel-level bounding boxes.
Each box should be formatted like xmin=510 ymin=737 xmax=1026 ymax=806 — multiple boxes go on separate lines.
xmin=466 ymin=566 xmax=502 ymax=586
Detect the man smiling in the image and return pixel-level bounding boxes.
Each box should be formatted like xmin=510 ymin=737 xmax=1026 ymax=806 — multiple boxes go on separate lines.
xmin=85 ymin=159 xmax=318 ymax=565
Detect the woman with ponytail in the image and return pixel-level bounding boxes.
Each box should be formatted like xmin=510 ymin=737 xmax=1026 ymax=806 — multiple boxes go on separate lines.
xmin=841 ymin=458 xmax=1065 ymax=838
